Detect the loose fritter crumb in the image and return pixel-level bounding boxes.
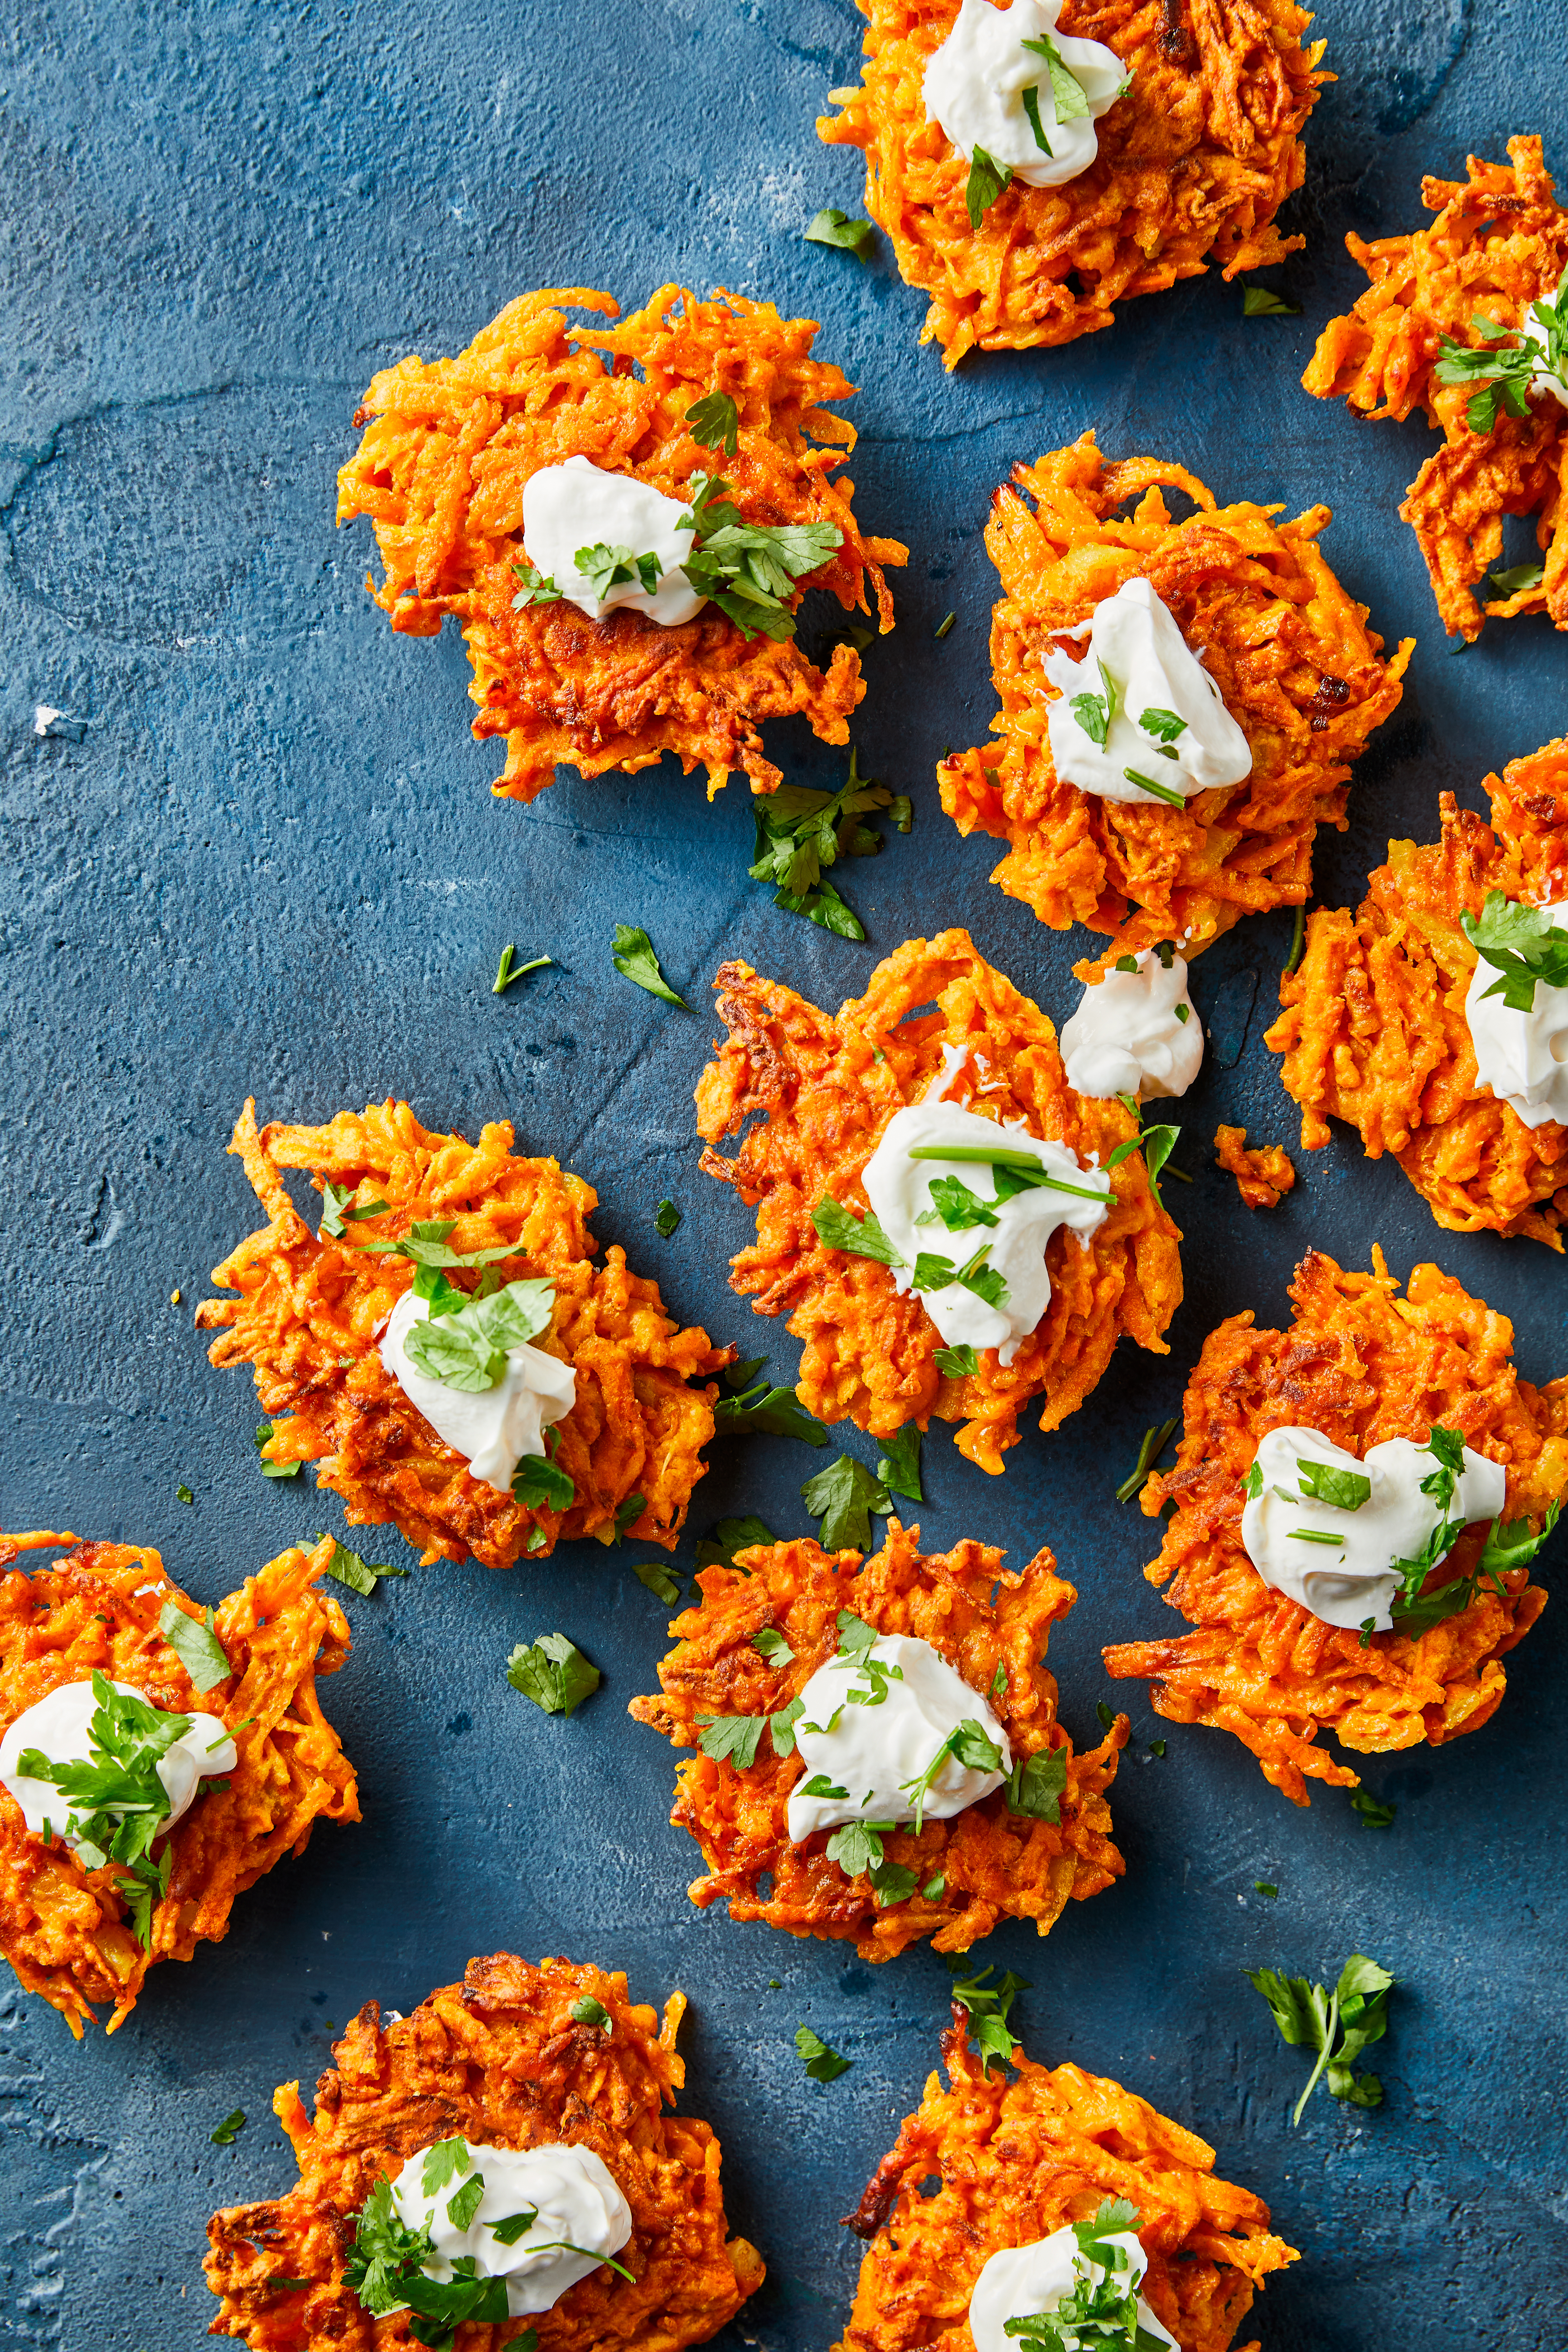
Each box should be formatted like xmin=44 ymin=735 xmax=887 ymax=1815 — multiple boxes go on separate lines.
xmin=836 ymin=2010 xmax=1296 ymax=2352
xmin=205 ymin=1951 xmax=764 ymax=2352
xmin=1214 ymin=1124 xmax=1295 ymax=1209
xmin=939 ymin=435 xmax=1412 ymax=968
xmin=1102 ymin=1248 xmax=1567 ymax=1804
xmin=336 ymin=285 xmax=907 ymax=801
xmin=818 ymin=0 xmax=1328 ymax=368
xmin=1302 ymin=135 xmax=1568 ymax=641
xmin=629 ymin=1519 xmax=1126 ymax=1963
xmin=694 ymin=928 xmax=1182 ymax=1472
xmin=1264 ymin=738 xmax=1568 ymax=1247
xmin=195 ymin=1100 xmax=729 ymax=1566
xmin=0 ymin=1529 xmax=357 ymax=2036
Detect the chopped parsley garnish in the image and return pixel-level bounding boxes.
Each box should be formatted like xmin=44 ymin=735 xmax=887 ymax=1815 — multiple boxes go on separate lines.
xmin=602 ymin=1493 xmax=646 ymax=1548
xmin=1245 ymin=1954 xmax=1394 ymax=2123
xmin=320 ymin=1181 xmax=391 ymax=1237
xmin=176 ymin=1484 xmax=194 ymax=1505
xmin=948 ymin=1961 xmax=1027 ymax=2070
xmin=570 ymin=1995 xmax=612 ymax=2031
xmin=1115 ymin=1417 xmax=1177 ymax=1505
xmin=1105 ymin=1095 xmax=1182 ymax=1208
xmin=634 ymin=1561 xmax=683 ymax=1605
xmin=909 ymin=1142 xmax=1115 ymax=1206
xmin=694 ymin=1513 xmax=777 ymax=1570
xmin=17 ymin=1670 xmax=197 ymax=1948
xmin=1095 ymin=1701 xmax=1115 ymax=1732
xmin=318 ymin=1537 xmax=409 ymax=1596
xmin=747 ymin=747 xmax=912 ymax=941
xmin=1020 ymin=81 xmax=1052 ymax=155
xmin=804 ymin=207 xmax=876 ymax=260
xmin=1242 ymin=286 xmax=1302 ymax=317
xmin=1244 ymin=1460 xmax=1264 ymax=1500
xmin=1001 ymin=2198 xmax=1153 ymax=2349
xmin=493 ymin=945 xmax=551 ymax=994
xmin=1019 ymin=32 xmax=1096 ymax=124
xmin=752 ymin=1625 xmax=796 ymax=1665
xmin=210 ymin=2109 xmax=246 ymax=2146
xmin=1003 ymin=1746 xmax=1067 ymax=1821
xmin=345 ymin=2171 xmax=511 ymax=2347
xmin=1486 ymin=560 xmax=1545 ymax=599
xmin=1138 ymin=707 xmax=1187 ymax=742
xmin=610 ymin=923 xmax=688 ymax=1008
xmin=445 ymin=2173 xmax=486 ymax=2233
xmin=1435 ymin=277 xmax=1568 ymax=433
xmin=1122 ymin=765 xmax=1186 ymax=806
xmin=909 ymin=1240 xmax=1008 ymax=1308
xmin=697 ymin=1713 xmax=769 ymax=1768
xmin=964 ymin=145 xmax=1013 ymax=228
xmin=935 ymin=1342 xmax=979 ymax=1378
xmin=402 ymin=1278 xmax=555 ymax=1392
xmin=576 ymin=543 xmax=662 ymax=601
xmin=255 ymin=1420 xmax=303 ymax=1479
xmin=1069 ymin=659 xmax=1120 ymax=746
xmin=812 ymin=1197 xmax=903 ymax=1264
xmin=159 ymin=1600 xmax=231 ymax=1692
xmin=511 ymin=1440 xmax=576 ymax=1515
xmin=1287 ymin=900 xmax=1307 ymax=974
xmin=654 ymin=1199 xmax=681 ymax=1237
xmin=505 ymin=1634 xmax=600 ymax=1718
xmin=1254 ymin=1880 xmax=1278 ymax=1898
xmin=795 ymin=2023 xmax=851 ymax=2081
xmin=1460 ymin=887 xmax=1568 ymax=1011
xmin=802 ymin=1453 xmax=893 ymax=1550
xmin=1148 ymin=1737 xmax=1166 ymax=1758
xmin=900 ymin=1717 xmax=1002 ymax=1834
xmin=677 ymin=470 xmax=842 ymax=642
xmin=826 ymin=1816 xmax=896 ymax=1878
xmin=1294 ymin=1456 xmax=1372 ymax=1511
xmin=489 ymin=2211 xmax=540 ymax=2247
xmin=712 ymin=1378 xmax=829 ymax=1445
xmin=510 ymin=561 xmax=562 ymax=608
xmin=1383 ymin=1497 xmax=1560 ymax=1642
xmin=916 ymin=1173 xmax=1001 ymax=1231
xmin=685 ymin=392 xmax=739 ymax=457
xmin=876 ymin=1425 xmax=923 ymax=1502
xmin=1349 ymin=1789 xmax=1396 ymax=1829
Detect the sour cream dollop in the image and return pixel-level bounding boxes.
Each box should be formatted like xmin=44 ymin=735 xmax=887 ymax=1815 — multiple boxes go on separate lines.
xmin=1241 ymin=1425 xmax=1506 ymax=1632
xmin=520 ymin=455 xmax=706 ymax=626
xmin=924 ymin=0 xmax=1126 ymax=191
xmin=1059 ymin=949 xmax=1203 ymax=1102
xmin=0 ymin=1679 xmax=236 ymax=1845
xmin=1042 ymin=578 xmax=1253 ymax=807
xmin=388 ymin=2141 xmax=632 ymax=2318
xmin=1465 ymin=896 xmax=1568 ymax=1129
xmin=1518 ymin=267 xmax=1568 ymax=409
xmin=969 ymin=2227 xmax=1179 ymax=2352
xmin=861 ymin=1046 xmax=1111 ymax=1367
xmin=379 ymin=1292 xmax=576 ymax=1497
xmin=787 ymin=1632 xmax=1011 ymax=1843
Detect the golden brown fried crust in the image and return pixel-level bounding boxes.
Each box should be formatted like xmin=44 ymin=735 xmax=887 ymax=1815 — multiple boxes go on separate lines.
xmin=693 ymin=928 xmax=1182 ymax=1471
xmin=1102 ymin=1248 xmax=1568 ymax=1804
xmin=336 ymin=285 xmax=907 ymax=799
xmin=204 ymin=1952 xmax=765 ymax=2352
xmin=819 ymin=0 xmax=1327 ymax=367
xmin=1214 ymin=1124 xmax=1294 ymax=1208
xmin=1264 ymin=739 xmax=1568 ymax=1246
xmin=1303 ymin=135 xmax=1568 ymax=641
xmin=628 ymin=1520 xmax=1127 ymax=1963
xmin=195 ymin=1100 xmax=729 ymax=1568
xmin=836 ymin=2014 xmax=1296 ymax=2352
xmin=938 ymin=436 xmax=1412 ymax=966
xmin=0 ymin=1530 xmax=357 ymax=2036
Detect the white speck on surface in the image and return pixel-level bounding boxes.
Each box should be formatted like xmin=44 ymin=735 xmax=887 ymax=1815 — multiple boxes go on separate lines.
xmin=33 ymin=704 xmax=63 ymax=735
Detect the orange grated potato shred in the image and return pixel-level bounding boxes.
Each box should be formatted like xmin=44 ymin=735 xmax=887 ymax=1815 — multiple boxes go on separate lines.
xmin=1214 ymin=1123 xmax=1295 ymax=1208
xmin=195 ymin=1099 xmax=729 ymax=1568
xmin=1302 ymin=135 xmax=1568 ymax=642
xmin=335 ymin=285 xmax=908 ymax=801
xmin=836 ymin=2012 xmax=1297 ymax=2352
xmin=1102 ymin=1248 xmax=1568 ymax=1805
xmin=628 ymin=1519 xmax=1127 ymax=1963
xmin=204 ymin=1951 xmax=764 ymax=2352
xmin=939 ymin=434 xmax=1412 ymax=968
xmin=1264 ymin=736 xmax=1568 ymax=1247
xmin=0 ymin=1529 xmax=357 ymax=2036
xmin=693 ymin=927 xmax=1182 ymax=1472
xmin=818 ymin=0 xmax=1329 ymax=368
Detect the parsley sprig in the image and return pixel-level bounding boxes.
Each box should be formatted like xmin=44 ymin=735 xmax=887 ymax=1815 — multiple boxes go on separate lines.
xmin=899 ymin=1717 xmax=1002 ymax=1833
xmin=401 ymin=1279 xmax=555 ymax=1393
xmin=748 ymin=747 xmax=912 ymax=940
xmin=948 ymin=1960 xmax=1028 ymax=2070
xmin=1461 ymin=888 xmax=1568 ymax=1012
xmin=1246 ymin=1955 xmax=1394 ymax=2124
xmin=1001 ymin=2198 xmax=1163 ymax=2351
xmin=1106 ymin=1095 xmax=1182 ymax=1209
xmin=677 ymin=471 xmax=842 ymax=642
xmin=1435 ymin=274 xmax=1568 ymax=433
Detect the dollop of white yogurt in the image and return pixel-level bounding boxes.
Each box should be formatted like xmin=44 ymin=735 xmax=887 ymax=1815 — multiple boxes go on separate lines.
xmin=520 ymin=455 xmax=706 ymax=626
xmin=1043 ymin=577 xmax=1253 ymax=807
xmin=380 ymin=1292 xmax=576 ymax=1496
xmin=969 ymin=2227 xmax=1178 ymax=2352
xmin=0 ymin=1679 xmax=236 ymax=1845
xmin=389 ymin=2141 xmax=632 ymax=2319
xmin=1242 ymin=1425 xmax=1506 ymax=1632
xmin=861 ymin=1046 xmax=1111 ymax=1367
xmin=1519 ymin=267 xmax=1568 ymax=409
xmin=1059 ymin=949 xmax=1203 ymax=1102
xmin=924 ymin=0 xmax=1126 ymax=190
xmin=1465 ymin=895 xmax=1568 ymax=1129
xmin=787 ymin=1632 xmax=1011 ymax=1843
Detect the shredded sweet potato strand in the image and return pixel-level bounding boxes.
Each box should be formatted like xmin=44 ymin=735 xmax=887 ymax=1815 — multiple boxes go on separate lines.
xmin=1214 ymin=1123 xmax=1294 ymax=1207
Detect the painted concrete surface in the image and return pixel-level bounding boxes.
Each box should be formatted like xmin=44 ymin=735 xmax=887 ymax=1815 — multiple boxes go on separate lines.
xmin=3 ymin=1 xmax=1566 ymax=2345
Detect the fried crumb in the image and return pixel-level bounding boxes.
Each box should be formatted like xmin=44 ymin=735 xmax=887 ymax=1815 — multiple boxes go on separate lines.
xmin=694 ymin=927 xmax=1182 ymax=1472
xmin=629 ymin=1519 xmax=1126 ymax=1961
xmin=939 ymin=435 xmax=1412 ymax=968
xmin=1265 ymin=736 xmax=1568 ymax=1246
xmin=819 ymin=0 xmax=1328 ymax=367
xmin=204 ymin=1952 xmax=764 ymax=2352
xmin=337 ymin=285 xmax=907 ymax=801
xmin=195 ymin=1099 xmax=729 ymax=1566
xmin=0 ymin=1530 xmax=357 ymax=2034
xmin=1214 ymin=1124 xmax=1295 ymax=1209
xmin=1102 ymin=1248 xmax=1567 ymax=1804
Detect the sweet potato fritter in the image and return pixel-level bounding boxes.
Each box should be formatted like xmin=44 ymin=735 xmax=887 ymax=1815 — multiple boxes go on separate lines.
xmin=1214 ymin=1124 xmax=1294 ymax=1209
xmin=205 ymin=1951 xmax=764 ymax=2352
xmin=0 ymin=1529 xmax=356 ymax=2036
xmin=939 ymin=436 xmax=1412 ymax=969
xmin=1102 ymin=1248 xmax=1568 ymax=1805
xmin=694 ymin=928 xmax=1182 ymax=1472
xmin=629 ymin=1520 xmax=1127 ymax=1963
xmin=336 ymin=285 xmax=906 ymax=801
xmin=818 ymin=0 xmax=1327 ymax=368
xmin=837 ymin=2012 xmax=1297 ymax=2352
xmin=1265 ymin=739 xmax=1568 ymax=1246
xmin=1302 ymin=136 xmax=1568 ymax=641
xmin=195 ymin=1100 xmax=728 ymax=1567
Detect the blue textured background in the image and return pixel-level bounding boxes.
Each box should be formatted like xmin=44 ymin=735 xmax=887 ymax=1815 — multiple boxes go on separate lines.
xmin=4 ymin=1 xmax=1567 ymax=2344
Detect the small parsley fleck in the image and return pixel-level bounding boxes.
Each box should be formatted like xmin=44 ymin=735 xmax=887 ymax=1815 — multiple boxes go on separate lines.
xmin=795 ymin=2023 xmax=851 ymax=2081
xmin=654 ymin=1199 xmax=681 ymax=1237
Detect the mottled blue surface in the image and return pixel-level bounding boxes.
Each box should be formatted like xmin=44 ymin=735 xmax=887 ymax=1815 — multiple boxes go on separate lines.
xmin=4 ymin=2 xmax=1567 ymax=2346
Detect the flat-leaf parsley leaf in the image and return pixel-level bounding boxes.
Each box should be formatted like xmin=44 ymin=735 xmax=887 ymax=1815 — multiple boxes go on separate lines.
xmin=506 ymin=1635 xmax=600 ymax=1718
